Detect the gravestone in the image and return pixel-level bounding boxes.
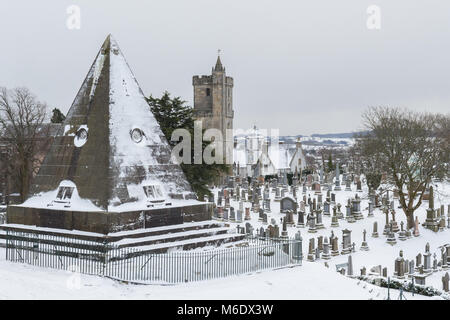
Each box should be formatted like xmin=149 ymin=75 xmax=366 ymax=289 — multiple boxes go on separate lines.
xmin=245 ymin=222 xmax=253 ymax=235
xmin=331 ymin=206 xmax=339 ymax=228
xmin=322 ymin=237 xmax=331 ymax=260
xmin=297 ymin=210 xmax=305 ymax=228
xmin=307 ymin=238 xmax=315 ymax=262
xmin=341 ymin=229 xmax=352 ymax=255
xmin=360 ymin=229 xmax=369 ymax=251
xmin=280 ymin=197 xmax=297 ymax=213
xmin=334 ymin=163 xmax=341 ymax=191
xmin=443 ymin=273 xmax=449 ymax=292
xmin=331 ymin=236 xmax=339 ymax=256
xmin=245 ymin=207 xmax=251 ymax=220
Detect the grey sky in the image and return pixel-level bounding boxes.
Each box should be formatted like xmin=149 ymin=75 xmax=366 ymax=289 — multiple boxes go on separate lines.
xmin=1 ymin=0 xmax=449 ymax=135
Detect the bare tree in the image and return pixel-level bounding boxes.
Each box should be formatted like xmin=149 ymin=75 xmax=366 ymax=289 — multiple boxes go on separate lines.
xmin=357 ymin=107 xmax=449 ymax=229
xmin=0 ymin=87 xmax=48 ymax=202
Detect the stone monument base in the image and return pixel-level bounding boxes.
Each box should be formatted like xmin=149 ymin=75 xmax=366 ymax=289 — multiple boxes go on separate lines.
xmin=6 ymin=202 xmax=213 ymax=234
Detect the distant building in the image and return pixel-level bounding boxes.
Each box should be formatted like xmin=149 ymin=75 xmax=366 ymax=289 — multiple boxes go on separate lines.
xmin=192 ymin=55 xmax=234 ymax=163
xmin=233 ymin=126 xmax=306 ymax=178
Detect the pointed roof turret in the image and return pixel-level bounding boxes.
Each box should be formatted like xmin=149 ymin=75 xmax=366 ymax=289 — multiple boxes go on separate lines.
xmin=214 ymin=54 xmax=224 ymax=72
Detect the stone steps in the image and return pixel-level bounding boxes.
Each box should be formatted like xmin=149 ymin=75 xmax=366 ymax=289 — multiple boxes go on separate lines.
xmin=0 ymin=220 xmax=246 ymax=254
xmin=113 ymin=226 xmax=233 ymax=249
xmin=110 ymin=232 xmax=247 ymax=255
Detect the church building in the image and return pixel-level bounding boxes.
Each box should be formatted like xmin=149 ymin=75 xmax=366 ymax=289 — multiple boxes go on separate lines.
xmin=192 ymin=55 xmax=234 ymax=163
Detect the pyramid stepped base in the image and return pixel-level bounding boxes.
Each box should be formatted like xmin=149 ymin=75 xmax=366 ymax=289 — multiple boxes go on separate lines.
xmin=6 ymin=202 xmax=213 ymax=234
xmin=110 ymin=221 xmax=244 ymax=250
xmin=0 ymin=220 xmax=246 ymax=254
xmin=122 ymin=232 xmax=246 ymax=254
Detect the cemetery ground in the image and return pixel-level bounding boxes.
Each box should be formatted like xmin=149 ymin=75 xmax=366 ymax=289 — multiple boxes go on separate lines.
xmin=0 ymin=180 xmax=448 ymax=300
xmin=0 ymin=247 xmax=437 ymax=300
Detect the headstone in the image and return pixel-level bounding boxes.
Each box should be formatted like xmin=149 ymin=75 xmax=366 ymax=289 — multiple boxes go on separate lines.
xmin=308 ymin=211 xmax=317 ymax=233
xmin=331 ymin=206 xmax=339 ymax=227
xmin=347 ymin=255 xmax=354 ymax=277
xmin=372 ymin=221 xmax=379 ymax=238
xmin=367 ymin=201 xmax=374 ymax=217
xmin=280 ymin=197 xmax=297 ymax=213
xmin=334 ymin=163 xmax=341 ymax=191
xmin=361 ymin=267 xmax=366 ymax=276
xmin=394 ymin=250 xmax=406 ymax=279
xmin=424 ymin=186 xmax=439 ymax=232
xmin=341 ymin=229 xmax=352 ymax=255
xmin=245 ymin=207 xmax=251 ymax=220
xmin=245 ymin=222 xmax=253 ymax=235
xmin=315 ymin=209 xmax=325 ymax=229
xmin=386 ymin=222 xmax=397 ymax=245
xmin=360 ymin=229 xmax=369 ymax=251
xmin=236 ymin=209 xmax=243 ymax=223
xmin=318 ymin=236 xmax=324 ymax=252
xmin=443 ymin=273 xmax=449 ymax=292
xmin=229 ymin=207 xmax=236 ymax=222
xmin=413 ymin=216 xmax=420 ymax=237
xmin=356 ymin=180 xmax=362 ymax=192
xmin=322 ymin=237 xmax=331 ymax=260
xmin=262 ymin=213 xmax=268 ymax=225
xmin=307 ymin=238 xmax=315 ymax=262
xmin=285 ymin=210 xmax=295 ymax=226
xmin=331 ymin=236 xmax=339 ymax=256
xmin=423 ymin=243 xmax=432 ymax=273
xmin=293 ymin=231 xmax=303 ymax=262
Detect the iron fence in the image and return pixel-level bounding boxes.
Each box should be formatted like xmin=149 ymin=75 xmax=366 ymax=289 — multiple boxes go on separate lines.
xmin=5 ymin=230 xmax=302 ymax=283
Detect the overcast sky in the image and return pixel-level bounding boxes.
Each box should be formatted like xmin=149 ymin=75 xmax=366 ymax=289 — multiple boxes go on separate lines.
xmin=1 ymin=0 xmax=449 ymax=135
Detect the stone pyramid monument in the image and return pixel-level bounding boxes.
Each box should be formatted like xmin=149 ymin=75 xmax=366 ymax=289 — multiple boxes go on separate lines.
xmin=7 ymin=35 xmax=211 ymax=234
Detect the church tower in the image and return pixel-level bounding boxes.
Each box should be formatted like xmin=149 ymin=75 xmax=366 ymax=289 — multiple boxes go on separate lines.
xmin=192 ymin=55 xmax=234 ymax=163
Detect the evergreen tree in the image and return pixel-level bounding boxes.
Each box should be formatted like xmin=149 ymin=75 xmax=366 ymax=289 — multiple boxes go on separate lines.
xmin=327 ymin=153 xmax=334 ymax=173
xmin=51 ymin=108 xmax=66 ymax=123
xmin=146 ymin=91 xmax=228 ymax=199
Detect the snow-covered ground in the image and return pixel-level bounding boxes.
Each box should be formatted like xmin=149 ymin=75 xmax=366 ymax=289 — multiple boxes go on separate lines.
xmin=0 ymin=179 xmax=448 ymax=300
xmin=211 ymin=178 xmax=450 ymax=298
xmin=0 ymin=247 xmax=438 ymax=300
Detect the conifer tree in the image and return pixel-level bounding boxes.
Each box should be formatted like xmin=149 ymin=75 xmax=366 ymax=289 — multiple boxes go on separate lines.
xmin=50 ymin=108 xmax=66 ymax=123
xmin=147 ymin=91 xmax=228 ymax=199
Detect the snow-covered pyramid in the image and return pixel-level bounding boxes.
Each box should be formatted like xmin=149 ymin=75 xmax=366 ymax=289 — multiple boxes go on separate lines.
xmin=8 ymin=35 xmax=210 ymax=234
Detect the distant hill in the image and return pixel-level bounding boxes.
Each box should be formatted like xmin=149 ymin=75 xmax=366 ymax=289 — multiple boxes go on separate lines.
xmin=310 ymin=131 xmax=369 ymax=139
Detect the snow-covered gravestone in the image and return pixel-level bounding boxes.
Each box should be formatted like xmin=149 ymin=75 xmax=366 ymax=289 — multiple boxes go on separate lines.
xmin=367 ymin=201 xmax=374 ymax=217
xmin=236 ymin=210 xmax=243 ymax=223
xmin=386 ymin=223 xmax=397 ymax=245
xmin=394 ymin=250 xmax=406 ymax=279
xmin=372 ymin=221 xmax=379 ymax=238
xmin=322 ymin=237 xmax=331 ymax=260
xmin=297 ymin=210 xmax=305 ymax=228
xmin=360 ymin=229 xmax=369 ymax=251
xmin=280 ymin=197 xmax=296 ymax=213
xmin=341 ymin=229 xmax=352 ymax=255
xmin=307 ymin=238 xmax=315 ymax=262
xmin=330 ymin=206 xmax=339 ymax=228
xmin=245 ymin=222 xmax=253 ymax=235
xmin=334 ymin=163 xmax=341 ymax=191
xmin=347 ymin=255 xmax=354 ymax=277
xmin=293 ymin=231 xmax=303 ymax=262
xmin=443 ymin=273 xmax=449 ymax=292
xmin=423 ymin=243 xmax=432 ymax=274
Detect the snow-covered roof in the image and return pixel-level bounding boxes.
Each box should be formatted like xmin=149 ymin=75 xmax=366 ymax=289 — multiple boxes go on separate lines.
xmin=268 ymin=143 xmax=297 ymax=170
